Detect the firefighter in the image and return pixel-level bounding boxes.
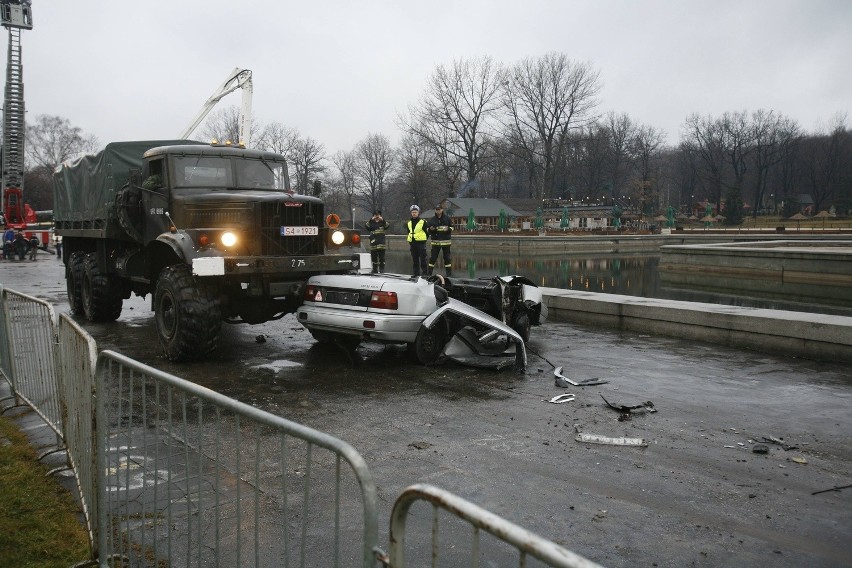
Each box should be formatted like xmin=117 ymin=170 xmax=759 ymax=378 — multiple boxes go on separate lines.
xmin=365 ymin=210 xmax=389 ymax=273
xmin=427 ymin=203 xmax=453 ymax=276
xmin=406 ymin=205 xmax=429 ymax=278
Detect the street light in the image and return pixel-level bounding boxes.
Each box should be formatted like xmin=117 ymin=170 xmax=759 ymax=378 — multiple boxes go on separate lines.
xmin=352 ymin=208 xmax=356 ymax=229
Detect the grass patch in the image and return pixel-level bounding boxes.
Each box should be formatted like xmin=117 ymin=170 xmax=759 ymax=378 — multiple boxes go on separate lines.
xmin=0 ymin=415 xmax=90 ymax=568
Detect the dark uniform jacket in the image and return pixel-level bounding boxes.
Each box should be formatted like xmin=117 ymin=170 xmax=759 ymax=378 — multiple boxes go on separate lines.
xmin=365 ymin=218 xmax=390 ymax=250
xmin=428 ymin=213 xmax=453 ymax=246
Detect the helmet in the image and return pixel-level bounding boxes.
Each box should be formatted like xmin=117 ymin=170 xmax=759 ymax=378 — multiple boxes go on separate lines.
xmin=410 ymin=205 xmax=420 ymax=212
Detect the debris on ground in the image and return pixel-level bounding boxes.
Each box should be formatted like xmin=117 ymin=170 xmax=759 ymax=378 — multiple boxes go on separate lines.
xmin=575 ymin=432 xmax=648 ymax=447
xmin=752 ymin=444 xmax=769 ymax=454
xmin=545 ymin=393 xmax=576 ymax=404
xmin=553 ymin=366 xmax=608 ymax=387
xmin=255 ymin=334 xmax=266 ymax=343
xmin=760 ymin=435 xmax=798 ymax=451
xmin=811 ymin=483 xmax=852 ymax=495
xmin=600 ymin=393 xmax=656 ymax=414
xmin=574 ymin=424 xmax=648 ymax=447
xmin=789 ymin=456 xmax=808 ymax=464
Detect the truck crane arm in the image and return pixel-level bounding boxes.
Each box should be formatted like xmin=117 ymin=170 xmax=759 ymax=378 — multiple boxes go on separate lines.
xmin=178 ymin=68 xmax=253 ymax=144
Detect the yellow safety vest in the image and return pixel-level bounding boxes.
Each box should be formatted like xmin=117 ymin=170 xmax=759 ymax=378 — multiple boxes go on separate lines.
xmin=406 ymin=218 xmax=428 ymax=242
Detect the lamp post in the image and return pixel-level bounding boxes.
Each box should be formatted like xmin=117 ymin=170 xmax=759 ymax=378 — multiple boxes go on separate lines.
xmin=352 ymin=208 xmax=355 ymax=229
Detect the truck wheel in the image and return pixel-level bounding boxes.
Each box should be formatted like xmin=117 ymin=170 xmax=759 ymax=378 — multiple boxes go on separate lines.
xmin=67 ymin=252 xmax=86 ymax=315
xmin=154 ymin=264 xmax=221 ymax=362
xmin=81 ymin=253 xmax=123 ymax=322
xmin=412 ymin=320 xmax=447 ymax=365
xmin=511 ymin=312 xmax=531 ymax=343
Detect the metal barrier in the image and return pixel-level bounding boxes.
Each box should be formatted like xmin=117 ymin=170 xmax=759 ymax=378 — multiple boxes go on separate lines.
xmin=0 ymin=285 xmax=16 ymax=401
xmin=388 ymin=484 xmax=602 ymax=568
xmin=0 ymin=286 xmax=62 ymax=438
xmin=56 ymin=313 xmax=100 ymax=554
xmin=94 ymin=350 xmax=380 ymax=568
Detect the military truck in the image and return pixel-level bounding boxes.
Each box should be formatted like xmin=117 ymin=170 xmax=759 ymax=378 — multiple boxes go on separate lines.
xmin=54 ymin=140 xmax=362 ymax=361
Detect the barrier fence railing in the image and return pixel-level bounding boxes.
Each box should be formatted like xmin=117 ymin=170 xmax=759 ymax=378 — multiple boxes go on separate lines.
xmin=388 ymin=484 xmax=603 ymax=568
xmin=0 ymin=286 xmax=63 ymax=440
xmin=56 ymin=313 xmax=100 ymax=554
xmin=95 ymin=349 xmax=380 ymax=568
xmin=0 ymin=286 xmax=600 ymax=568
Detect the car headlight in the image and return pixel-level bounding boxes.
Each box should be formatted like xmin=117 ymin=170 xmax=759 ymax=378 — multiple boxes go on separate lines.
xmin=331 ymin=230 xmax=345 ymax=245
xmin=221 ymin=231 xmax=238 ymax=247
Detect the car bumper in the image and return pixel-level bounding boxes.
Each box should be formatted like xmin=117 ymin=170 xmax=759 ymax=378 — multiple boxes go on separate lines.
xmin=296 ymin=304 xmax=425 ymax=343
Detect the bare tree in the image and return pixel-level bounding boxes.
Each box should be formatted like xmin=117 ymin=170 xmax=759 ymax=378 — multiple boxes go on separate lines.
xmin=682 ymin=113 xmax=728 ymax=211
xmin=604 ymin=112 xmax=636 ymax=200
xmin=25 ymin=114 xmax=99 ymax=171
xmin=330 ymin=150 xmax=358 ymax=223
xmin=396 ymin=133 xmax=441 ymax=207
xmin=197 ymin=105 xmax=261 ymax=146
xmin=799 ymin=114 xmax=850 ymax=211
xmin=749 ymin=110 xmax=800 ymax=216
xmin=255 ymin=121 xmax=300 ymax=156
xmin=503 ymin=53 xmax=601 ymax=200
xmin=287 ymin=136 xmax=327 ymax=194
xmin=630 ymin=125 xmax=666 ymax=214
xmin=353 ymin=133 xmax=395 ymax=213
xmin=401 ymin=56 xmax=504 ymax=194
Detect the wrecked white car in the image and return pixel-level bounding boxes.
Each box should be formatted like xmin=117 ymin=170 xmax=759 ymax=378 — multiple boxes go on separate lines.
xmin=296 ymin=274 xmax=547 ymax=369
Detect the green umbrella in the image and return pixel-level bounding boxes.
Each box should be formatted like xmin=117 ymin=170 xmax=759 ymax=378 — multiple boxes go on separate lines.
xmin=498 ymin=208 xmax=507 ymax=232
xmin=665 ymin=205 xmax=676 ymax=228
xmin=559 ymin=206 xmax=570 ymax=229
xmin=534 ymin=207 xmax=544 ymax=229
xmin=466 ymin=208 xmax=476 ymax=230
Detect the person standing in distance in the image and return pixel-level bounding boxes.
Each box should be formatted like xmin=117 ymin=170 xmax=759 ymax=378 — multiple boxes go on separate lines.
xmin=427 ymin=203 xmax=453 ymax=276
xmin=406 ymin=205 xmax=429 ymax=277
xmin=365 ymin=209 xmax=389 ymax=273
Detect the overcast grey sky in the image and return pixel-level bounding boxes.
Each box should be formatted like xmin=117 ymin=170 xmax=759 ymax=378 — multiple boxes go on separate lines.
xmin=12 ymin=0 xmax=851 ymax=154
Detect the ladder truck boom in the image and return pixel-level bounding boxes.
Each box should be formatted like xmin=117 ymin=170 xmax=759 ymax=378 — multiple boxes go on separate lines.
xmin=178 ymin=67 xmax=253 ymax=145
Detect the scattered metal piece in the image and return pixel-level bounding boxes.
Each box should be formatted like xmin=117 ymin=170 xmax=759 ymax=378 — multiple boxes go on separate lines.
xmin=575 ymin=432 xmax=648 ymax=447
xmin=752 ymin=444 xmax=769 ymax=454
xmin=811 ymin=483 xmax=852 ymax=496
xmin=553 ymin=366 xmax=608 ymax=387
xmin=600 ymin=393 xmax=656 ymax=413
xmin=255 ymin=334 xmax=266 ymax=343
xmin=760 ymin=436 xmax=798 ymax=451
xmin=790 ymin=456 xmax=808 ymax=465
xmin=547 ymin=393 xmax=576 ymax=404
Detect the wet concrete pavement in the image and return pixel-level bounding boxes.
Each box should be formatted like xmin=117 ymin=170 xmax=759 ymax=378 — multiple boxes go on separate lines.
xmin=1 ymin=256 xmax=851 ymax=567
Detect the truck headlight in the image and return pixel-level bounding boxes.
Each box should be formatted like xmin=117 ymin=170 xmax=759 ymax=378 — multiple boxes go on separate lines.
xmin=221 ymin=232 xmax=238 ymax=247
xmin=331 ymin=230 xmax=345 ymax=245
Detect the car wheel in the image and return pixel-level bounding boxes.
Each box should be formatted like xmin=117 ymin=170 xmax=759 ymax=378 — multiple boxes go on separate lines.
xmin=413 ymin=321 xmax=447 ymax=365
xmin=511 ymin=312 xmax=531 ymax=344
xmin=154 ymin=264 xmax=221 ymax=361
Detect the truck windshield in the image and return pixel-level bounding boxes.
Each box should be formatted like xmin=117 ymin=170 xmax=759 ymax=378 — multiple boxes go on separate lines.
xmin=235 ymin=158 xmax=287 ymax=190
xmin=173 ymin=156 xmax=288 ymax=190
xmin=174 ymin=157 xmax=233 ymax=188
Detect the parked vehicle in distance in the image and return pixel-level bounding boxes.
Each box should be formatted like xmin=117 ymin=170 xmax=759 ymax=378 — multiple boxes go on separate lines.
xmin=296 ymin=273 xmax=546 ymax=366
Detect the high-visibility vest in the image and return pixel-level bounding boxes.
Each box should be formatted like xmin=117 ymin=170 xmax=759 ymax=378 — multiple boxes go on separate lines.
xmin=406 ymin=218 xmax=428 ymax=242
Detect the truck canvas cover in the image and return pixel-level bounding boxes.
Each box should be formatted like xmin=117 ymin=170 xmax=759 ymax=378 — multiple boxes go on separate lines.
xmin=53 ymin=140 xmax=202 ymax=223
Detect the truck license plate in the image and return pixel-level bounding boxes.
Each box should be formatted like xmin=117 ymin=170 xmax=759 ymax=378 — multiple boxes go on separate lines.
xmin=280 ymin=226 xmax=319 ymax=236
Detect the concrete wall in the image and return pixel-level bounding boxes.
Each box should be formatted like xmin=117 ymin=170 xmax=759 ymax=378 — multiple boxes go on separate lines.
xmin=542 ymin=288 xmax=852 ymax=363
xmin=387 ymin=233 xmax=852 ymax=255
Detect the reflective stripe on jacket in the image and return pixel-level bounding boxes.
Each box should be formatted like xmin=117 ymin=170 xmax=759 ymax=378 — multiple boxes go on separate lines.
xmin=428 ymin=214 xmax=453 ymax=246
xmin=406 ymin=218 xmax=428 ymax=242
